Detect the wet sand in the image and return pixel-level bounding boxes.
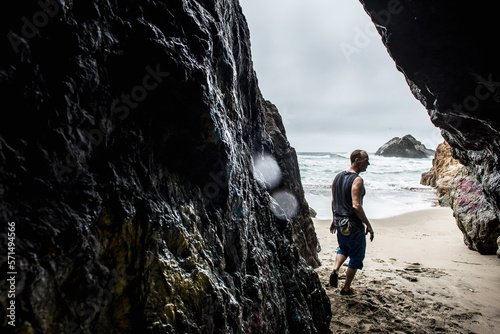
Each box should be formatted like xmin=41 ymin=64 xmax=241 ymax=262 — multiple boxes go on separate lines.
xmin=314 ymin=207 xmax=500 ymax=333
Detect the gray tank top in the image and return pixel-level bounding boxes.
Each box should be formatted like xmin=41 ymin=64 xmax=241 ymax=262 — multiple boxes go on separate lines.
xmin=332 ymin=171 xmax=364 ymax=230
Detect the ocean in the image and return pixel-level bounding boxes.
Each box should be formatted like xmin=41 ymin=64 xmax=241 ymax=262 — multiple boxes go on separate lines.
xmin=297 ymin=152 xmax=438 ymax=220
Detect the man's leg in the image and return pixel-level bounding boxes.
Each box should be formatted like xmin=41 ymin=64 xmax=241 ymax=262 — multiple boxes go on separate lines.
xmin=341 ymin=229 xmax=365 ymax=294
xmin=332 ymin=230 xmax=350 ymax=287
xmin=334 ymin=252 xmax=347 ymax=273
xmin=330 ymin=252 xmax=347 ymax=287
xmin=342 ymin=267 xmax=357 ymax=292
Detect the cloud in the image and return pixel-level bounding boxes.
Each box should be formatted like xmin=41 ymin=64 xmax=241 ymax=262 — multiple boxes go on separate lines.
xmin=240 ymin=0 xmax=441 ymax=152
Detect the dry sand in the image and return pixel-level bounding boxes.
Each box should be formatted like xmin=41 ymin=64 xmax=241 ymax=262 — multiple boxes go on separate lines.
xmin=314 ymin=207 xmax=500 ymax=333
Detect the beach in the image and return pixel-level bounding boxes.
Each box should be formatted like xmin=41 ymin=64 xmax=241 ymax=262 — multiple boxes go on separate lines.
xmin=314 ymin=207 xmax=500 ymax=333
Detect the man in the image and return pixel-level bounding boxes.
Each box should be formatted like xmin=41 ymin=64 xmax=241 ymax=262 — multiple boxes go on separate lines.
xmin=329 ymin=150 xmax=374 ymax=295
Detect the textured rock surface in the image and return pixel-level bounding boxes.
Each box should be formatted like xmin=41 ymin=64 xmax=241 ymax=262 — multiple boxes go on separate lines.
xmin=0 ymin=1 xmax=331 ymax=333
xmin=375 ymin=134 xmax=434 ymax=158
xmin=360 ymin=0 xmax=500 ymax=254
xmin=422 ymin=143 xmax=499 ymax=254
xmin=448 ymin=167 xmax=500 ymax=254
xmin=421 ymin=141 xmax=461 ymax=205
xmin=497 ymin=236 xmax=500 ymax=259
xmin=262 ymin=100 xmax=322 ymax=268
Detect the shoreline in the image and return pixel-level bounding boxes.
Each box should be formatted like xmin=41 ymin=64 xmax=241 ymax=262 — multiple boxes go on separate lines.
xmin=314 ymin=207 xmax=500 ymax=333
xmin=306 ymin=191 xmax=440 ymax=221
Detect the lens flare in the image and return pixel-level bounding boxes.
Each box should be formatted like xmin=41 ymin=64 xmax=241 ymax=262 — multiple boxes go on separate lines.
xmin=253 ymin=154 xmax=282 ymax=190
xmin=270 ymin=191 xmax=299 ymax=221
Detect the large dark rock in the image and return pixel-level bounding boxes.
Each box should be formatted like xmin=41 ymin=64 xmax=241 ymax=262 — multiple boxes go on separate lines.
xmin=0 ymin=1 xmax=331 ymax=333
xmin=375 ymin=134 xmax=434 ymax=158
xmin=360 ymin=0 xmax=500 ymax=254
xmin=449 ymin=167 xmax=500 ymax=254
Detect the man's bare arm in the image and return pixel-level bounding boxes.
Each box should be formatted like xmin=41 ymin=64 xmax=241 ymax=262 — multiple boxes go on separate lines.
xmin=351 ymin=177 xmax=374 ymax=241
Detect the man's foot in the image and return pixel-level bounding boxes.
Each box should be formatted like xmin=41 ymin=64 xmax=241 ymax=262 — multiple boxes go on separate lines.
xmin=340 ymin=287 xmax=357 ymax=296
xmin=329 ymin=270 xmax=338 ymax=288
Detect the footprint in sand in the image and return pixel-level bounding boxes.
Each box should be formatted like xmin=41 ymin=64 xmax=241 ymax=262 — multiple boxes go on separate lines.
xmin=401 ymin=262 xmax=448 ymax=279
xmin=404 ymin=262 xmax=423 ymax=273
xmin=372 ymin=258 xmax=385 ymax=263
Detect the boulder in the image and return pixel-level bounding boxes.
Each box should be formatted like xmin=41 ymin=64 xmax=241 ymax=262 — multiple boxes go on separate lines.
xmin=449 ymin=167 xmax=500 ymax=254
xmin=376 ymin=135 xmax=435 ymax=158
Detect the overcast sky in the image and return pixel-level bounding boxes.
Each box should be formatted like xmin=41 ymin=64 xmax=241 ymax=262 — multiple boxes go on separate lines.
xmin=239 ymin=0 xmax=443 ymax=153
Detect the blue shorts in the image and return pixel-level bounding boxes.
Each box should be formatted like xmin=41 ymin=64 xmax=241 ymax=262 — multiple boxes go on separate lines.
xmin=336 ymin=227 xmax=366 ymax=270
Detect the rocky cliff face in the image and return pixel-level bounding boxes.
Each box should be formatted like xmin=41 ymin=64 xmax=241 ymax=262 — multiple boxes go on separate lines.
xmin=422 ymin=141 xmax=500 ymax=255
xmin=262 ymin=100 xmax=322 ymax=268
xmin=375 ymin=134 xmax=434 ymax=158
xmin=421 ymin=141 xmax=462 ymax=205
xmin=360 ymin=0 xmax=500 ymax=254
xmin=0 ymin=1 xmax=331 ymax=333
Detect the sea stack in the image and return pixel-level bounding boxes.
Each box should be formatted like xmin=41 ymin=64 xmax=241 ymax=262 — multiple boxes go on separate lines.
xmin=375 ymin=135 xmax=435 ymax=158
